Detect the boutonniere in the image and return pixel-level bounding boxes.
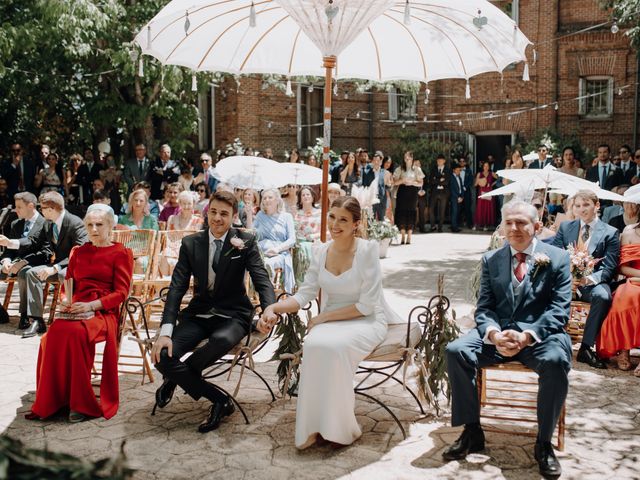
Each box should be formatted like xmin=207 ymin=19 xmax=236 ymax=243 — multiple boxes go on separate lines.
xmin=531 ymin=253 xmax=551 ymax=279
xmin=225 ymin=236 xmax=246 ymax=256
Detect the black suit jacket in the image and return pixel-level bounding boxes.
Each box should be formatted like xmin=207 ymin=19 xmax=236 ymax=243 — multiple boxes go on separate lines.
xmin=552 ymin=219 xmax=620 ymax=285
xmin=528 ymin=158 xmax=553 ymax=169
xmin=76 ymin=162 xmax=105 ymax=204
xmin=0 ymin=215 xmax=47 ymax=264
xmin=23 ymin=211 xmax=88 ymax=269
xmin=161 ymin=228 xmax=276 ymax=329
xmin=429 ymin=167 xmax=450 ymax=195
xmin=622 ymin=163 xmax=639 ymax=185
xmin=586 ymin=164 xmax=623 ymax=191
xmin=147 ymin=158 xmax=180 ymax=200
xmin=1 ymin=158 xmax=36 ymax=197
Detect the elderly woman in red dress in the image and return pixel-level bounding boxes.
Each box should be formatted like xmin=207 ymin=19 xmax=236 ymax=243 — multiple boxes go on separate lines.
xmin=27 ymin=204 xmax=133 ymax=422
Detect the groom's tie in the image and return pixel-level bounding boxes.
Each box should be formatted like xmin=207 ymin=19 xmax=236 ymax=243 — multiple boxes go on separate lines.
xmin=212 ymin=239 xmax=223 ymax=272
xmin=582 ymin=224 xmax=590 ymax=244
xmin=514 ymin=252 xmax=527 ymax=283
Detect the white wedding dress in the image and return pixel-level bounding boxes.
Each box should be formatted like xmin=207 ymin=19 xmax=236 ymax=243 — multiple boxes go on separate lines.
xmin=291 ymin=238 xmax=400 ymax=449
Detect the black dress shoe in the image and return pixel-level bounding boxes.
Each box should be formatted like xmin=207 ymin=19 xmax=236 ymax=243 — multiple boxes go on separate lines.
xmin=442 ymin=425 xmax=485 ymax=460
xmin=430 ymin=226 xmax=437 ymax=232
xmin=534 ymin=440 xmax=562 ymax=478
xmin=155 ymin=379 xmax=176 ymax=409
xmin=21 ymin=319 xmax=46 ymax=338
xmin=18 ymin=315 xmax=30 ymax=330
xmin=0 ymin=306 xmax=8 ymax=324
xmin=198 ymin=399 xmax=235 ymax=433
xmin=577 ymin=346 xmax=607 ymax=369
xmin=451 ymin=227 xmax=461 ymax=233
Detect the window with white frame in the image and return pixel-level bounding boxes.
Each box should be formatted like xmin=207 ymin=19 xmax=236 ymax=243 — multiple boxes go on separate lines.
xmin=490 ymin=0 xmax=519 ymax=24
xmin=579 ymin=77 xmax=614 ymax=118
xmin=388 ymin=87 xmax=417 ymax=122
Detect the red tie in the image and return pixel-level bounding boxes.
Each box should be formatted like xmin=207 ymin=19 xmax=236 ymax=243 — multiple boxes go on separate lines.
xmin=514 ymin=252 xmax=527 ymax=282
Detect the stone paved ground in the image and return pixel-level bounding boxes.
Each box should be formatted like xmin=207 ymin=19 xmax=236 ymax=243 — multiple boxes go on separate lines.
xmin=1 ymin=231 xmax=639 ymax=479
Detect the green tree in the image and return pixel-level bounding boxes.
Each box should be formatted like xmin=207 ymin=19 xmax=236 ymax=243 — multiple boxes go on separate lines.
xmin=0 ymin=0 xmax=206 ymax=159
xmin=605 ymin=0 xmax=640 ymax=48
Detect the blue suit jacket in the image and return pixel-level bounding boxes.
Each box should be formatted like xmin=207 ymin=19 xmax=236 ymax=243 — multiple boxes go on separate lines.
xmin=475 ymin=241 xmax=571 ymax=342
xmin=450 ymin=174 xmax=464 ymax=200
xmin=551 ymin=219 xmax=620 ymax=285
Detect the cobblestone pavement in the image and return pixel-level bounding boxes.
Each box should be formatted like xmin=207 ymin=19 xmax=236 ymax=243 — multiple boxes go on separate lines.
xmin=1 ymin=232 xmax=639 ymax=479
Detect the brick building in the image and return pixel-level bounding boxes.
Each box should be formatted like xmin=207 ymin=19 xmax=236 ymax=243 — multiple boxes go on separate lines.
xmin=195 ymin=0 xmax=638 ymax=167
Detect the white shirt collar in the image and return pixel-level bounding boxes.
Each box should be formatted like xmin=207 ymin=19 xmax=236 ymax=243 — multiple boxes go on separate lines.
xmin=208 ymin=228 xmax=229 ymax=244
xmin=55 ymin=210 xmax=66 ymax=231
xmin=510 ymin=238 xmax=537 ymax=258
xmin=580 ymin=217 xmax=599 ymax=230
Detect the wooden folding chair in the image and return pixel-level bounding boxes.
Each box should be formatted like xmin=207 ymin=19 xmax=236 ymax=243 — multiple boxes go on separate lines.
xmin=478 ymin=361 xmax=566 ymax=451
xmin=568 ymin=301 xmax=589 ymax=344
xmin=110 ymin=229 xmax=157 ymax=298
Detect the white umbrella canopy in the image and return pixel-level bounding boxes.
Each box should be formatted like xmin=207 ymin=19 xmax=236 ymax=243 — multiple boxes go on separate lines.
xmin=214 ymin=155 xmax=288 ymax=190
xmin=280 ymin=162 xmax=323 ymax=185
xmin=496 ymin=165 xmax=594 ymax=190
xmin=479 ymin=181 xmax=538 ymax=199
xmin=136 ymin=0 xmax=531 ymax=82
xmin=547 ymin=184 xmax=626 ymax=202
xmin=625 ymin=183 xmax=640 ymax=197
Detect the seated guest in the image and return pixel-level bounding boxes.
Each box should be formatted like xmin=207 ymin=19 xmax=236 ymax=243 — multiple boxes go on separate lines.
xmin=151 ymin=191 xmax=276 ymax=432
xmin=262 ymin=197 xmax=401 ymax=449
xmin=552 ymin=190 xmax=620 ymax=368
xmin=282 ymin=184 xmax=300 ymax=215
xmin=253 ymin=189 xmax=296 ymax=293
xmin=602 ymin=185 xmax=628 ymax=224
xmin=194 ymin=181 xmax=210 ymax=214
xmin=19 ymin=192 xmax=88 ymax=338
xmin=117 ymin=189 xmax=159 ymax=231
xmin=294 ymin=186 xmax=321 ymax=283
xmin=92 ymin=189 xmax=118 ymax=224
xmin=0 ymin=192 xmax=47 ymax=326
xmin=158 ymin=182 xmax=184 ymax=223
xmin=121 ymin=181 xmax=160 ymax=219
xmin=167 ymin=191 xmax=203 ymax=231
xmin=26 ymin=204 xmax=133 ymax=422
xmin=444 ymin=200 xmax=571 ymax=477
xmin=597 ymin=210 xmax=640 ymax=375
xmin=609 ymin=200 xmax=639 ymax=234
xmin=239 ymin=188 xmax=260 ymax=229
xmin=532 ymin=193 xmax=556 ymax=243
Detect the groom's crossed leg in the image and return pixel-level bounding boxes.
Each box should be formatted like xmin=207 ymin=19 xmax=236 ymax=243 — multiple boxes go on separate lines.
xmin=155 ymin=316 xmax=249 ymax=405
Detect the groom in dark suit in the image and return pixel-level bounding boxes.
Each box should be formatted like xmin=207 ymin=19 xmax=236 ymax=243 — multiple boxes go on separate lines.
xmin=151 ymin=190 xmax=276 ymax=433
xmin=552 ymin=189 xmax=620 ymax=369
xmin=444 ymin=200 xmax=572 ymax=477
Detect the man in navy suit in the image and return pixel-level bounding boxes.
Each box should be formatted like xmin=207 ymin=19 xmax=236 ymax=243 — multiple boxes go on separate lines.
xmin=528 ymin=145 xmax=553 ymax=169
xmin=444 ymin=200 xmax=571 ymax=477
xmin=449 ymin=162 xmax=465 ymax=232
xmin=458 ymin=157 xmax=474 ymax=228
xmin=552 ymin=189 xmax=620 ymax=369
xmin=585 ymin=144 xmax=623 ymax=193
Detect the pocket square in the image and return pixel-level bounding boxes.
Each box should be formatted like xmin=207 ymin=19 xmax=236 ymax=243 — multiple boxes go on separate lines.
xmin=230 ymin=255 xmax=241 ymax=260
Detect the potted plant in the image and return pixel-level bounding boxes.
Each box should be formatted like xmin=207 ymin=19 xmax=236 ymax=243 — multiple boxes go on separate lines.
xmin=367 ymin=218 xmax=399 ymax=258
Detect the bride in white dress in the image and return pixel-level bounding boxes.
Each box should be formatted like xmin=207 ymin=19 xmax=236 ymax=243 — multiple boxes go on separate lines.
xmin=263 ymin=196 xmax=399 ymax=449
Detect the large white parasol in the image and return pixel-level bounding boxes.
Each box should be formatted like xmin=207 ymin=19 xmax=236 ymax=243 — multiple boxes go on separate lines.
xmin=280 ymin=162 xmax=323 ymax=185
xmin=214 ymin=155 xmax=288 ymax=189
xmin=136 ymin=0 xmax=531 ymax=240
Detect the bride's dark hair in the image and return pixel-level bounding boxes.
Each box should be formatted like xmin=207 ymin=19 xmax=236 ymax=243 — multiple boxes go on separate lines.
xmin=330 ymin=196 xmax=363 ymax=237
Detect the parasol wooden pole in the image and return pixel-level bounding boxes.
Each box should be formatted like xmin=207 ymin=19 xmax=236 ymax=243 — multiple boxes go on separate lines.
xmin=320 ymin=55 xmax=336 ymax=243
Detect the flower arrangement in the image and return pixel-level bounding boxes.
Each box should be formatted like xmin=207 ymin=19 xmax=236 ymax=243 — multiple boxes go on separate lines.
xmin=567 ymin=244 xmax=600 ymax=280
xmin=367 ymin=218 xmax=399 ymax=241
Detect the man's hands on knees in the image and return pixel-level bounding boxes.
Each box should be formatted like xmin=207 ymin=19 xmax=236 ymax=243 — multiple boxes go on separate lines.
xmin=151 ymin=336 xmax=173 ymax=364
xmin=489 ymin=329 xmax=531 ymax=357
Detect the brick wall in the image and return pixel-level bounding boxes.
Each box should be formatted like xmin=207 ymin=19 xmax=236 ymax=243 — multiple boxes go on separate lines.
xmin=212 ymin=0 xmax=637 ymax=163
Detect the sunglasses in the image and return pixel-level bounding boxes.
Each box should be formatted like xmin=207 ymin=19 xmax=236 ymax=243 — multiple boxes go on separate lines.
xmin=11 ymin=149 xmax=21 ymax=153
xmin=197 ymin=189 xmax=206 ymax=192
xmin=619 ymin=150 xmax=628 ymax=154
xmin=533 ymin=204 xmax=543 ymax=209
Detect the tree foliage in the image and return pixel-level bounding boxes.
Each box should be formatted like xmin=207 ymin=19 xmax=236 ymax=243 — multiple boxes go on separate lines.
xmin=0 ymin=0 xmax=207 ymax=158
xmin=605 ymin=0 xmax=640 ymax=48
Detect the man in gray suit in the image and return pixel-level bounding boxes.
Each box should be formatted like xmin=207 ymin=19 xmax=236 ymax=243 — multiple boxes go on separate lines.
xmin=444 ymin=200 xmax=572 ymax=478
xmin=123 ymin=143 xmax=151 ymax=192
xmin=19 ymin=192 xmax=88 ymax=338
xmin=552 ymin=189 xmax=620 ymax=369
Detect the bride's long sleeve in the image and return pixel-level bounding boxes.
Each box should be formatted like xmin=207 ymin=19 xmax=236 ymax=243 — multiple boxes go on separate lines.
xmin=292 ymin=244 xmax=323 ymax=308
xmin=355 ymin=240 xmax=383 ymax=316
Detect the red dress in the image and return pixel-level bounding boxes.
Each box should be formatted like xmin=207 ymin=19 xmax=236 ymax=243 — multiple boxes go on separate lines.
xmin=30 ymin=243 xmax=133 ymax=419
xmin=473 ymin=173 xmax=496 ymax=228
xmin=597 ymin=244 xmax=640 ymax=358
